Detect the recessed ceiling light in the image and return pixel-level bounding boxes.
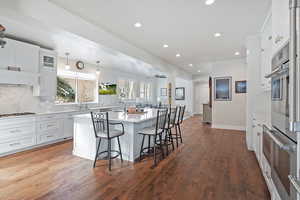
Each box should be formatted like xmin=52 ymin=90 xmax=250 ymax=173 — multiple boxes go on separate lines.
xmin=198 ymin=70 xmax=201 ymax=73
xmin=176 ymin=53 xmax=181 ymax=57
xmin=189 ymin=64 xmax=193 ymax=67
xmin=205 ymin=0 xmax=215 ymax=5
xmin=214 ymin=32 xmax=222 ymax=37
xmin=163 ymin=44 xmax=169 ymax=48
xmin=134 ymin=22 xmax=142 ymax=28
xmin=235 ymin=51 xmax=240 ymax=56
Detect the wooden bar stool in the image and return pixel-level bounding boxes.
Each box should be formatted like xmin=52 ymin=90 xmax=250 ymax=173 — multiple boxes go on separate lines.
xmin=91 ymin=111 xmax=124 ymax=171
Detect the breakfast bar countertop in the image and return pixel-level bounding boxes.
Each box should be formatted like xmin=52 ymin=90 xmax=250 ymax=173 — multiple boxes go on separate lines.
xmin=73 ymin=108 xmax=159 ymax=123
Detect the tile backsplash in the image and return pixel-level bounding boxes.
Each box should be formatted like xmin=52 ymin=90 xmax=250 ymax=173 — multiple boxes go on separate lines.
xmin=0 ymin=85 xmax=41 ymax=113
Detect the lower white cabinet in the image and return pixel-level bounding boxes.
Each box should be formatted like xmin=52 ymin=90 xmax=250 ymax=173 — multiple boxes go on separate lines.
xmin=252 ymin=118 xmax=281 ymax=200
xmin=0 ymin=117 xmax=36 ymax=155
xmin=0 ymin=136 xmax=36 ymax=154
xmin=0 ymin=113 xmax=74 ymax=156
xmin=36 ymin=114 xmax=65 ymax=144
xmin=64 ymin=114 xmax=74 ymax=138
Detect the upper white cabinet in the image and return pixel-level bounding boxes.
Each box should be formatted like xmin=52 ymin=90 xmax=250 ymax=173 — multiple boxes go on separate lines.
xmin=0 ymin=38 xmax=39 ymax=72
xmin=272 ymin=0 xmax=290 ymax=53
xmin=14 ymin=40 xmax=39 ymax=73
xmin=0 ymin=39 xmax=14 ymax=70
xmin=260 ymin=13 xmax=272 ymax=91
xmin=36 ymin=49 xmax=57 ymax=99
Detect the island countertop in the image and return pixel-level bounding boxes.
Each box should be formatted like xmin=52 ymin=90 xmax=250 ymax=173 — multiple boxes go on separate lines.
xmin=73 ymin=108 xmax=159 ymax=123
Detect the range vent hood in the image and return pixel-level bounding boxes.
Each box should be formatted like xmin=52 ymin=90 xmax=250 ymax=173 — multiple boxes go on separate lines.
xmin=0 ymin=69 xmax=39 ymax=86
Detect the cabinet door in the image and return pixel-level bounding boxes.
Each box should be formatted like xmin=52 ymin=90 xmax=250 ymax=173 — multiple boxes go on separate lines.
xmin=14 ymin=40 xmax=39 ymax=73
xmin=39 ymin=70 xmax=57 ymax=98
xmin=261 ymin=14 xmax=272 ymax=91
xmin=64 ymin=115 xmax=74 ymax=138
xmin=0 ymin=39 xmax=15 ymax=70
xmin=272 ymin=0 xmax=289 ymax=53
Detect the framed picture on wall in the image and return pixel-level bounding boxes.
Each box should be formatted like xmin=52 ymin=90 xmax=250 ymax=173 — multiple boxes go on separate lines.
xmin=160 ymin=88 xmax=167 ymax=96
xmin=235 ymin=80 xmax=247 ymax=93
xmin=175 ymin=87 xmax=185 ymax=100
xmin=214 ymin=77 xmax=232 ymax=101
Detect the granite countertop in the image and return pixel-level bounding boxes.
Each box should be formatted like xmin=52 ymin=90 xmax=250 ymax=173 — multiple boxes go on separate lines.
xmin=74 ymin=108 xmax=159 ymax=123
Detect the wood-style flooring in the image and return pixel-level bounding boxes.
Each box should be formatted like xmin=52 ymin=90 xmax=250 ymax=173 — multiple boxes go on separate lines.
xmin=0 ymin=116 xmax=270 ymax=200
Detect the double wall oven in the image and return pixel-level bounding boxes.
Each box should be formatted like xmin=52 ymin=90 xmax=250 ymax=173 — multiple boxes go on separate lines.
xmin=263 ymin=42 xmax=299 ymax=199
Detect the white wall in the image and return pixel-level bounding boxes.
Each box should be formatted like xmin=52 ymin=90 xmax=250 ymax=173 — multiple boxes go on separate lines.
xmin=211 ymin=59 xmax=247 ymax=131
xmin=193 ymin=82 xmax=209 ymax=115
xmin=175 ymin=78 xmax=193 ymax=115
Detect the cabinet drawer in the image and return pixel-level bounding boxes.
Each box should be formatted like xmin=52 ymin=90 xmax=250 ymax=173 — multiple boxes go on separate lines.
xmin=37 ymin=114 xmax=64 ymax=121
xmin=37 ymin=132 xmax=59 ymax=144
xmin=0 ymin=124 xmax=35 ymax=140
xmin=37 ymin=120 xmax=60 ymax=132
xmin=0 ymin=136 xmax=36 ymax=154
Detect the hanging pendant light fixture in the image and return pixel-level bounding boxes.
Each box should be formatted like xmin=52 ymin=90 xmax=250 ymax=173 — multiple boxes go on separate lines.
xmin=65 ymin=52 xmax=71 ymax=70
xmin=96 ymin=61 xmax=101 ymax=75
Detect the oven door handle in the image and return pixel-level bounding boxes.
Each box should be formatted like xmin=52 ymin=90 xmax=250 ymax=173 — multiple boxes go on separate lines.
xmin=267 ymin=130 xmax=296 ymax=152
xmin=264 ymin=67 xmax=289 ymax=78
xmin=289 ymin=175 xmax=300 ymax=194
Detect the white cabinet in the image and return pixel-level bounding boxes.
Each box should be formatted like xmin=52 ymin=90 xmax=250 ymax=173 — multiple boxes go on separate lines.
xmin=37 ymin=49 xmax=57 ymax=99
xmin=0 ymin=39 xmax=14 ymax=70
xmin=0 ymin=117 xmax=36 ymax=155
xmin=64 ymin=114 xmax=74 ymax=138
xmin=36 ymin=114 xmax=64 ymax=144
xmin=252 ymin=118 xmax=263 ymax=166
xmin=272 ymin=0 xmax=290 ymax=54
xmin=38 ymin=70 xmax=57 ymax=98
xmin=260 ymin=13 xmax=272 ymax=91
xmin=14 ymin=40 xmax=39 ymax=73
xmin=0 ymin=38 xmax=39 ymax=72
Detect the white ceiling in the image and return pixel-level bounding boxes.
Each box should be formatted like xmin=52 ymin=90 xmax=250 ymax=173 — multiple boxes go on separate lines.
xmin=50 ymin=0 xmax=271 ymax=74
xmin=0 ymin=16 xmax=161 ymax=77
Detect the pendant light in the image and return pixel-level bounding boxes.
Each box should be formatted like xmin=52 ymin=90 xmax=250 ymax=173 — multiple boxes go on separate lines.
xmin=96 ymin=61 xmax=101 ymax=75
xmin=65 ymin=52 xmax=70 ymax=70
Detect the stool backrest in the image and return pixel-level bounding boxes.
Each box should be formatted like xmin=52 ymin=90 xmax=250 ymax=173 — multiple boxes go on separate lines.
xmin=91 ymin=112 xmax=110 ymax=138
xmin=176 ymin=105 xmax=186 ymax=124
xmin=167 ymin=107 xmax=178 ymax=128
xmin=155 ymin=109 xmax=168 ymax=134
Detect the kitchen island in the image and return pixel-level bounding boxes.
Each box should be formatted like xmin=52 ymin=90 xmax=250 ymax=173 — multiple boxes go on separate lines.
xmin=73 ymin=108 xmax=158 ymax=162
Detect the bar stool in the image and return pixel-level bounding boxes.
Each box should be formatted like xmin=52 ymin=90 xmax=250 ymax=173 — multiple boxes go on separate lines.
xmin=174 ymin=105 xmax=185 ymax=146
xmin=164 ymin=107 xmax=177 ymax=155
xmin=91 ymin=111 xmax=124 ymax=171
xmin=138 ymin=109 xmax=168 ymax=166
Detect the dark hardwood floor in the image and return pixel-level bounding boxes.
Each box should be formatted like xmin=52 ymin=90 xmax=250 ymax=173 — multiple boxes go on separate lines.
xmin=0 ymin=116 xmax=270 ymax=200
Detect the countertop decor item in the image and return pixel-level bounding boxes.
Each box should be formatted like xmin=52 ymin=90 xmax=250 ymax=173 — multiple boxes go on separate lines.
xmin=76 ymin=60 xmax=85 ymax=70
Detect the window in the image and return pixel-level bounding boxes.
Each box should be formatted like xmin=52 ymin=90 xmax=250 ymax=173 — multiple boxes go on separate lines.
xmin=118 ymin=79 xmax=152 ymax=101
xmin=118 ymin=80 xmax=138 ymax=100
xmin=56 ymin=71 xmax=98 ymax=104
xmin=139 ymin=82 xmax=151 ymax=100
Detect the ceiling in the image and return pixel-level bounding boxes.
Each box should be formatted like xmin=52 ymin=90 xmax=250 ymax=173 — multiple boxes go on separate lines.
xmin=0 ymin=16 xmax=161 ymax=77
xmin=50 ymin=0 xmax=271 ymax=74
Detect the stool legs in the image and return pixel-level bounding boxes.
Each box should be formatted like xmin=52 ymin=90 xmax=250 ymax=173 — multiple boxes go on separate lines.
xmin=93 ymin=138 xmax=102 ymax=168
xmin=178 ymin=124 xmax=183 ymax=143
xmin=139 ymin=135 xmax=145 ymax=161
xmin=108 ymin=139 xmax=112 ymax=171
xmin=117 ymin=137 xmax=123 ymax=162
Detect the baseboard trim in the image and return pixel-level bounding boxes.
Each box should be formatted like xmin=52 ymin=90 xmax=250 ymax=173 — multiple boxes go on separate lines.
xmin=212 ymin=124 xmax=246 ymax=131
